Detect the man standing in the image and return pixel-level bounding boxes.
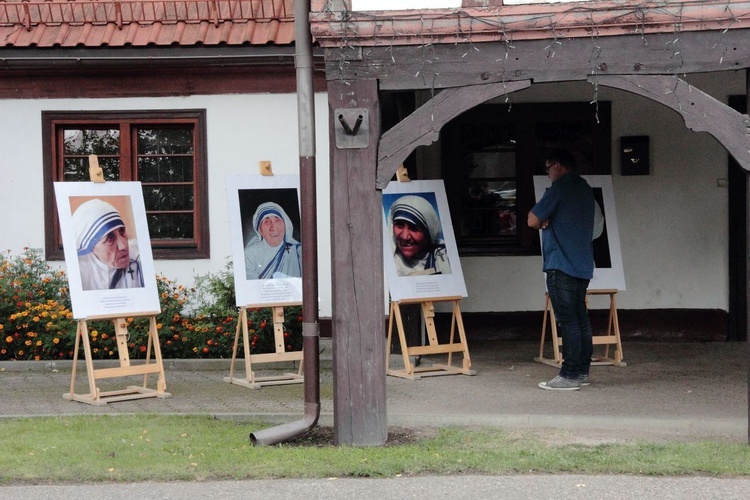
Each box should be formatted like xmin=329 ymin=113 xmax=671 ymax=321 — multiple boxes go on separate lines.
xmin=528 ymin=149 xmax=595 ymax=391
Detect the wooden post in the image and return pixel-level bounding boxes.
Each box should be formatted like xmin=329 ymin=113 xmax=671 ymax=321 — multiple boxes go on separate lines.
xmin=329 ymin=79 xmax=386 ymax=446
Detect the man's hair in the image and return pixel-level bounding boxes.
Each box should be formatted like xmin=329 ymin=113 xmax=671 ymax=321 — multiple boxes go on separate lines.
xmin=545 ymin=148 xmax=577 ymax=170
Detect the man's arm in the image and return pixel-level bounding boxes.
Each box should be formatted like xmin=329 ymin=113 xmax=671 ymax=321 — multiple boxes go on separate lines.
xmin=527 ymin=210 xmax=548 ymax=230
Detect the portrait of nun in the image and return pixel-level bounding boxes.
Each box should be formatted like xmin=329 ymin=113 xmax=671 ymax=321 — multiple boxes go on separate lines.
xmin=243 ymin=201 xmax=303 ymax=280
xmin=387 ymin=194 xmax=452 ymax=277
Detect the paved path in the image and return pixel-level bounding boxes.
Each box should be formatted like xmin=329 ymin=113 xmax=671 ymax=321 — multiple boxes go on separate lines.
xmin=3 ymin=475 xmax=750 ymax=499
xmin=1 ymin=340 xmax=746 ymax=442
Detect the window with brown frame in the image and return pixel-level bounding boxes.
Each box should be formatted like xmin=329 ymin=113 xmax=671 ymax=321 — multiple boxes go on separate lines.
xmin=441 ymin=101 xmax=611 ymax=256
xmin=43 ymin=110 xmax=209 ymax=260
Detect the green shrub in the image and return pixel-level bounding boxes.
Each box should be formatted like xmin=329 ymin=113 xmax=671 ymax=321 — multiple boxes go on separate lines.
xmin=190 ymin=261 xmax=303 ymax=357
xmin=0 ymin=249 xmax=302 ymax=361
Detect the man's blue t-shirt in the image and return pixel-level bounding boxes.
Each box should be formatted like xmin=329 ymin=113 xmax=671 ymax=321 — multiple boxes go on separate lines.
xmin=531 ymin=172 xmax=595 ymax=280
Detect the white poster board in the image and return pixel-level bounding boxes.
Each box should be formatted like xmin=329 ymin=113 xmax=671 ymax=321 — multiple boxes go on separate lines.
xmin=533 ymin=175 xmax=626 ymax=291
xmin=54 ymin=182 xmax=160 ymax=319
xmin=382 ymin=180 xmax=467 ymax=301
xmin=226 ymin=175 xmax=303 ymax=307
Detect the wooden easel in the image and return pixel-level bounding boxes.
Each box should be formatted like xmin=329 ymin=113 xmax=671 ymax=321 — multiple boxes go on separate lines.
xmin=65 ymin=313 xmax=171 ymax=405
xmin=535 ymin=289 xmax=627 ymax=367
xmin=387 ymin=297 xmax=476 ymax=379
xmin=64 ymin=155 xmax=171 ymax=405
xmin=223 ymin=161 xmax=303 ymax=388
xmin=223 ymin=305 xmax=304 ymax=389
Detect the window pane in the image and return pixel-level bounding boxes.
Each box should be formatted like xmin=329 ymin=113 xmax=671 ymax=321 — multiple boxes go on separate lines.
xmin=468 ymin=151 xmax=516 ymax=178
xmin=137 ymin=128 xmax=194 ymax=155
xmin=460 ymin=181 xmax=517 ymax=237
xmin=63 ymin=157 xmax=120 ymax=181
xmin=138 ymin=156 xmax=194 ymax=182
xmin=147 ymin=213 xmax=194 ymax=239
xmin=143 ymin=185 xmax=195 ymax=211
xmin=63 ymin=129 xmax=119 ymax=155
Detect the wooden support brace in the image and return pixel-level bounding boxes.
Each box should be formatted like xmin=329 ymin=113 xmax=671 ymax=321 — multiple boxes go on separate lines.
xmin=224 ymin=305 xmax=304 ymax=389
xmin=535 ymin=289 xmax=627 ymax=368
xmin=64 ymin=315 xmax=171 ymax=406
xmin=386 ymin=297 xmax=476 ymax=380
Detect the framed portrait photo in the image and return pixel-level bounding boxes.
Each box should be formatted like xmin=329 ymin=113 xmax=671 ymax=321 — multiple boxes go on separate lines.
xmin=54 ymin=182 xmax=160 ymax=319
xmin=533 ymin=175 xmax=626 ymax=291
xmin=382 ymin=180 xmax=467 ymax=302
xmin=226 ymin=174 xmax=303 ymax=307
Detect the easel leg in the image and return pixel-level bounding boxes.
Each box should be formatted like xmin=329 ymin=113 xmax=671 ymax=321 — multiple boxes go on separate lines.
xmin=535 ymin=294 xmax=563 ymax=368
xmin=228 ymin=308 xmax=243 ymax=381
xmin=391 ymin=302 xmax=413 ymax=374
xmin=452 ymin=300 xmax=473 ymax=372
xmin=149 ymin=316 xmax=168 ymax=394
xmin=79 ymin=320 xmax=99 ymax=401
xmin=67 ymin=320 xmax=84 ymax=398
xmin=241 ymin=308 xmax=254 ymax=383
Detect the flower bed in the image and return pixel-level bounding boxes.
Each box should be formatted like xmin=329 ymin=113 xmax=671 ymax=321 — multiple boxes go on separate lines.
xmin=0 ymin=248 xmax=302 ymax=361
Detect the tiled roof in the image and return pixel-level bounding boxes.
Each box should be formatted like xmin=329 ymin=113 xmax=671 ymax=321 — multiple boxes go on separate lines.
xmin=0 ymin=0 xmax=295 ymax=47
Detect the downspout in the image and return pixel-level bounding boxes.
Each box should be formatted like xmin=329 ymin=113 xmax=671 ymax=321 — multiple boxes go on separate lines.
xmin=250 ymin=0 xmax=320 ymax=446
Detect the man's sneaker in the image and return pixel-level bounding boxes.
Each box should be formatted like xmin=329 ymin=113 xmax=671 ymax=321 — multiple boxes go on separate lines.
xmin=538 ymin=375 xmax=580 ymax=391
xmin=579 ymin=374 xmax=590 ymax=386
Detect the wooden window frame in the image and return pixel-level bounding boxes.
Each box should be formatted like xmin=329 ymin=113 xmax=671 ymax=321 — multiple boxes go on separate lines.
xmin=43 ymin=109 xmax=209 ymax=260
xmin=442 ymin=101 xmax=611 ymax=256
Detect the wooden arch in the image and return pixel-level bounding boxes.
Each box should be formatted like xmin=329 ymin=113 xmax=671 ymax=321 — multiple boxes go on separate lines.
xmin=594 ymin=75 xmax=750 ymax=170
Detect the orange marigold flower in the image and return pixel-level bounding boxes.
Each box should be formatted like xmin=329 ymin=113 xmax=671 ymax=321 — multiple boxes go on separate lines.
xmin=4 ymin=336 xmax=12 ymax=343
xmin=53 ymin=338 xmax=60 ymax=344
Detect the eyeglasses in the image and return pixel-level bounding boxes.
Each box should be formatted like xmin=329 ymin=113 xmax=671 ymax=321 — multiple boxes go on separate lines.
xmin=544 ymin=162 xmax=557 ymax=173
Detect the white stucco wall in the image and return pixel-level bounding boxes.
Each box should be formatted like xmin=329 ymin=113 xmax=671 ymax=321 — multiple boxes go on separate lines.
xmin=0 ymin=70 xmax=743 ymax=316
xmin=455 ymin=71 xmax=744 ymax=312
xmin=0 ymin=93 xmax=333 ymax=316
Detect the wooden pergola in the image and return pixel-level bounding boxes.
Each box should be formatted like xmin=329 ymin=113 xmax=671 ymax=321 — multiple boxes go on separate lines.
xmin=311 ymin=0 xmax=750 ymax=445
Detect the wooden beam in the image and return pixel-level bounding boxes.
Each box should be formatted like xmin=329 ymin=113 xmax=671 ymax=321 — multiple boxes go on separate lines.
xmin=377 ymin=80 xmax=530 ymax=188
xmin=328 ymin=79 xmax=388 ymax=446
xmin=323 ymin=29 xmax=750 ymax=90
xmin=595 ymin=74 xmax=750 ymax=170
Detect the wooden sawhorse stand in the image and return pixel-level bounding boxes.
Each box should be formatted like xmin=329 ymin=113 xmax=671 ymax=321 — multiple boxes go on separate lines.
xmin=387 ymin=297 xmax=476 ymax=379
xmin=535 ymin=289 xmax=627 ymax=368
xmin=224 ymin=305 xmax=303 ymax=389
xmin=64 ymin=313 xmax=171 ymax=406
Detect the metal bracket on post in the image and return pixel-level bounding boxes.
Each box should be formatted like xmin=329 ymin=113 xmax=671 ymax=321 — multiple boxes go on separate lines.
xmin=334 ymin=108 xmax=369 ymax=149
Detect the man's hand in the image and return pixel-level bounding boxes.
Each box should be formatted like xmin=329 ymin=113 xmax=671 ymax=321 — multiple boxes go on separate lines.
xmin=527 ymin=211 xmax=548 ymax=230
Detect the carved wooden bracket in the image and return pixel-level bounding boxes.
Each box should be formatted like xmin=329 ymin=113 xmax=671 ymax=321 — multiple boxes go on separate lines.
xmin=376 ymin=80 xmax=531 ymax=188
xmin=595 ymin=74 xmax=750 ymax=171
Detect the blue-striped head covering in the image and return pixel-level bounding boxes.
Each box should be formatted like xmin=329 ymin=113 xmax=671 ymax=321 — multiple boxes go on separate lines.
xmin=389 ymin=195 xmax=442 ymax=243
xmin=252 ymin=202 xmax=294 ymax=243
xmin=73 ymin=199 xmax=125 ymax=256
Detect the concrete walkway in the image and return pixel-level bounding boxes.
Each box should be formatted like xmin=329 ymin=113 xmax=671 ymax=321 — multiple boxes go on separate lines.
xmin=1 ymin=340 xmax=746 ymax=443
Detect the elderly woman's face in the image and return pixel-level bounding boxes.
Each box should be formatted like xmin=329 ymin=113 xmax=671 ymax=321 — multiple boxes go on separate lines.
xmin=93 ymin=227 xmax=130 ymax=269
xmin=393 ymin=220 xmax=428 ymax=259
xmin=260 ymin=215 xmax=285 ymax=247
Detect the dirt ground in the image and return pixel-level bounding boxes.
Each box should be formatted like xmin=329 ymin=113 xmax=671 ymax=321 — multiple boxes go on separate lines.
xmin=283 ymin=425 xmax=743 ymax=447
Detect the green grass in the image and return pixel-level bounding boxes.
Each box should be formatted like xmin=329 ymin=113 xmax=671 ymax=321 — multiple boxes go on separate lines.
xmin=0 ymin=415 xmax=748 ymax=485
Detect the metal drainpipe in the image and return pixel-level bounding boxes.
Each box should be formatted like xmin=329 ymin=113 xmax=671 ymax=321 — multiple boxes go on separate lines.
xmin=250 ymin=0 xmax=320 ymax=446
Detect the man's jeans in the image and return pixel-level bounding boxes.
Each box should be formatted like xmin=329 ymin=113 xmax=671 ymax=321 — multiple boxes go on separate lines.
xmin=546 ymin=269 xmax=593 ymax=380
